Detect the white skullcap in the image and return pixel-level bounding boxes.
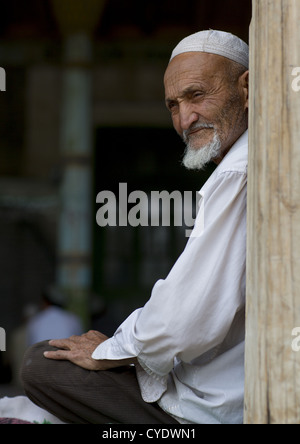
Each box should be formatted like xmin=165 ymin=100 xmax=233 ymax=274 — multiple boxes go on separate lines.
xmin=170 ymin=29 xmax=249 ymax=69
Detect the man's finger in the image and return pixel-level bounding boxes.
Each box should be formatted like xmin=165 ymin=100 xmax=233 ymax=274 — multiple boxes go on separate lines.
xmin=48 ymin=338 xmax=72 ymax=349
xmin=44 ymin=349 xmax=71 ymax=360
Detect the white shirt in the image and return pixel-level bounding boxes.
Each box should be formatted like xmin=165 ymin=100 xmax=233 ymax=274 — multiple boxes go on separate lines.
xmin=93 ymin=130 xmax=248 ymax=424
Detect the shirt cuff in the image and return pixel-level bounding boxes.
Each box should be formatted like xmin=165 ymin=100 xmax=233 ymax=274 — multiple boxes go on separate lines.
xmin=92 ymin=336 xmax=136 ymax=360
xmin=92 ymin=336 xmax=168 ymax=403
xmin=135 ymin=361 xmax=168 ymax=403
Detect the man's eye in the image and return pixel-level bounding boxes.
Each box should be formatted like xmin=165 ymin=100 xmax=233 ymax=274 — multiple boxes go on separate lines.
xmin=168 ymin=102 xmax=178 ymax=112
xmin=192 ymin=91 xmax=203 ymax=99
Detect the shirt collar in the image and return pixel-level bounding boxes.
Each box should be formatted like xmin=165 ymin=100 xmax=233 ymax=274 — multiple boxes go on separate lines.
xmin=199 ymin=130 xmax=248 ymax=195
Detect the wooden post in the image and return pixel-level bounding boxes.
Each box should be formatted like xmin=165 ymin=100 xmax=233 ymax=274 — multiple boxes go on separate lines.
xmin=51 ymin=0 xmax=107 ymax=326
xmin=244 ymin=0 xmax=300 ymax=423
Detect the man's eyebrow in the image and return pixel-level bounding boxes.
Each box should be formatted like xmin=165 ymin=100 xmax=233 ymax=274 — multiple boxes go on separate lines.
xmin=165 ymin=84 xmax=206 ymax=104
xmin=181 ymin=85 xmax=206 ymax=95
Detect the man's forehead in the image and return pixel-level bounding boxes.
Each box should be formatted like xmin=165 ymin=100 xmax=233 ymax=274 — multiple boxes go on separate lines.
xmin=164 ymin=52 xmax=227 ymax=91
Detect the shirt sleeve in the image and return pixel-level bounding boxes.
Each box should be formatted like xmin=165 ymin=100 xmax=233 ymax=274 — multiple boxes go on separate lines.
xmin=92 ymin=169 xmax=247 ymax=402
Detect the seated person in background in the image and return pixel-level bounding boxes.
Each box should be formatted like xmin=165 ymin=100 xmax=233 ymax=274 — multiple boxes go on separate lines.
xmin=27 ymin=286 xmax=84 ymax=346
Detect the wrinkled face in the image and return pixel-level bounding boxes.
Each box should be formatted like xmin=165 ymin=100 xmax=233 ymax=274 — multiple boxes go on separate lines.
xmin=164 ymin=52 xmax=248 ymax=168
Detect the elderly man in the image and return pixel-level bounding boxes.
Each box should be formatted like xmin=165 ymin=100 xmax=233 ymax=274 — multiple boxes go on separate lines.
xmin=21 ymin=30 xmax=249 ymax=424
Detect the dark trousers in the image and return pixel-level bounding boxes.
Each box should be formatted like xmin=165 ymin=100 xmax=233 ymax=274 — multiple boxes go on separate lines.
xmin=20 ymin=341 xmax=179 ymax=424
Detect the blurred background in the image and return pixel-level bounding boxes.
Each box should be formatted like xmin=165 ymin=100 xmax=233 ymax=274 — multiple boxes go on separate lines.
xmin=0 ymin=0 xmax=251 ymax=393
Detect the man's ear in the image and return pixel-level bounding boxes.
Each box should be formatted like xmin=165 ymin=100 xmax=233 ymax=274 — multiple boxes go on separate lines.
xmin=239 ymin=70 xmax=249 ymax=110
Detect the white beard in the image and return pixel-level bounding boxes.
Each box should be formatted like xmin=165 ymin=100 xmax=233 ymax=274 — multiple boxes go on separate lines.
xmin=182 ymin=130 xmax=222 ymax=171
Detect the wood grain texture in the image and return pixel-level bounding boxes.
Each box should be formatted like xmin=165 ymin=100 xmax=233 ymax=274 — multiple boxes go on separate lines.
xmin=244 ymin=0 xmax=300 ymax=424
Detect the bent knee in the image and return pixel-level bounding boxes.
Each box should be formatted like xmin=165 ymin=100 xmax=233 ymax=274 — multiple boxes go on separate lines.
xmin=20 ymin=340 xmax=51 ymax=389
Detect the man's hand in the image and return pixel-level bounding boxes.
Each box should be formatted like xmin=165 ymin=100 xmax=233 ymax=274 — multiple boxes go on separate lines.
xmin=44 ymin=330 xmax=137 ymax=371
xmin=44 ymin=330 xmax=110 ymax=370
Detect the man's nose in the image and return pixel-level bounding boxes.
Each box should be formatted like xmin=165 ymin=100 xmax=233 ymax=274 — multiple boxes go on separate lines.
xmin=178 ymin=103 xmax=199 ymax=132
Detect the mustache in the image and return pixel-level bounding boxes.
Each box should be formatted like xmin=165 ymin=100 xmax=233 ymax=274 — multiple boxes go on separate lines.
xmin=183 ymin=122 xmax=215 ymax=143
